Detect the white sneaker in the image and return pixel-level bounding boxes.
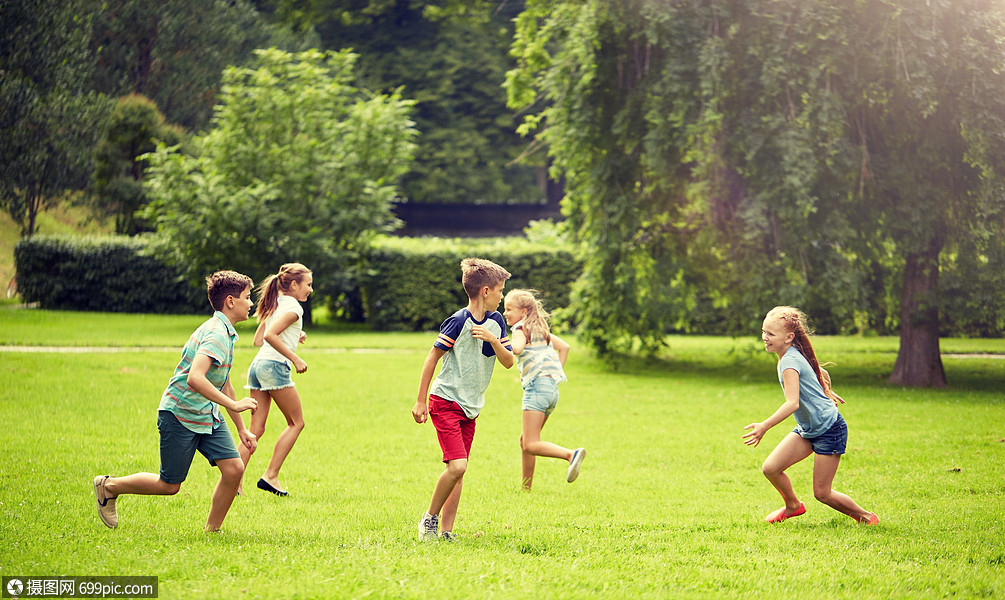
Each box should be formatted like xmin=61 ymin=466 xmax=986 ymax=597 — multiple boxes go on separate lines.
xmin=417 ymin=512 xmax=439 ymax=541
xmin=93 ymin=475 xmax=118 ymax=528
xmin=567 ymin=448 xmax=585 ymax=483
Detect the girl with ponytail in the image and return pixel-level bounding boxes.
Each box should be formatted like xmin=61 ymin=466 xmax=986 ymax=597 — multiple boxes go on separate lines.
xmin=239 ymin=263 xmax=313 ymax=497
xmin=742 ymin=306 xmax=878 ymax=525
xmin=503 ymin=289 xmax=584 ymax=490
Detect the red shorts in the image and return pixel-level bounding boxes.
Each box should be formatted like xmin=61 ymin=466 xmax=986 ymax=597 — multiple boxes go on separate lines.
xmin=428 ymin=395 xmax=476 ymax=463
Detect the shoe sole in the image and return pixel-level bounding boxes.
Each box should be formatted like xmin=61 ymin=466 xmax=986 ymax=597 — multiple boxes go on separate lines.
xmin=567 ymin=448 xmax=585 ymax=483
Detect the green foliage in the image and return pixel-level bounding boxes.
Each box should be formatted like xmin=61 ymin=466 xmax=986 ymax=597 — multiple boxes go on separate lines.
xmin=143 ymin=48 xmax=418 ymax=305
xmin=507 ymin=0 xmax=1005 ymax=374
xmin=0 ymin=0 xmax=112 ymax=235
xmin=14 ymin=235 xmax=203 ymax=313
xmin=360 ymin=235 xmax=578 ymax=331
xmin=90 ymin=0 xmax=318 ymax=130
xmin=269 ymin=0 xmax=544 ymax=205
xmin=91 ymin=94 xmax=183 ymax=235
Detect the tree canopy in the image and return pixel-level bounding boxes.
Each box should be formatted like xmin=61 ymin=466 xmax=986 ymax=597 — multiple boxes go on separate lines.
xmin=507 ymin=0 xmax=1005 ymax=385
xmin=142 ymin=48 xmax=417 ymax=303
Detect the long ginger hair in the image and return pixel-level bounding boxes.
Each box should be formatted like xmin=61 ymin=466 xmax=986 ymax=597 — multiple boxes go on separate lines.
xmin=766 ymin=306 xmax=841 ymax=403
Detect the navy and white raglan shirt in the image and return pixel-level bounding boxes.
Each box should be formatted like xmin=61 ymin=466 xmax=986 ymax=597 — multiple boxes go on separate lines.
xmin=429 ymin=308 xmax=512 ymax=419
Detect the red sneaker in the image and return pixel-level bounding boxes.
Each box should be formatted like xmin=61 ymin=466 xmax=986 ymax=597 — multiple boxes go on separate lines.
xmin=764 ymin=502 xmax=806 ymax=523
xmin=859 ymin=512 xmax=879 ymax=525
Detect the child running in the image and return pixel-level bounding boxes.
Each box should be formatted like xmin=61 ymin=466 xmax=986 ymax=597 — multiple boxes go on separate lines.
xmin=743 ymin=305 xmax=878 ymax=525
xmin=92 ymin=270 xmax=258 ymax=532
xmin=502 ymin=289 xmax=584 ymax=490
xmin=412 ymin=258 xmax=514 ymax=542
xmin=238 ymin=263 xmax=313 ymax=497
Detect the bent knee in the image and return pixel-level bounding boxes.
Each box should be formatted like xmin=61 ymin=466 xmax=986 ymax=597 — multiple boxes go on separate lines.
xmin=445 ymin=460 xmax=467 ymax=478
xmin=164 ymin=482 xmax=182 ymax=495
xmin=813 ymin=489 xmax=832 ymax=503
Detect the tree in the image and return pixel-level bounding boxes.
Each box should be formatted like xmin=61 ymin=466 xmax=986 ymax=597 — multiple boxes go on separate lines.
xmin=507 ymin=0 xmax=1005 ymax=385
xmin=91 ymin=94 xmax=183 ymax=235
xmin=264 ymin=0 xmax=544 ymax=205
xmin=90 ymin=0 xmax=317 ymax=130
xmin=143 ymin=48 xmax=418 ymax=305
xmin=0 ymin=0 xmax=111 ymax=236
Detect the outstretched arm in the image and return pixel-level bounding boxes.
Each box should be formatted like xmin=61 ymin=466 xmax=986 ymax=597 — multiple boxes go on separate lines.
xmin=742 ymin=368 xmax=800 ymax=447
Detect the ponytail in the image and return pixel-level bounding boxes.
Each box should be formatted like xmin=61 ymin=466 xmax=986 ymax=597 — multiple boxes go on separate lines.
xmin=254 ymin=262 xmax=312 ymax=322
xmin=766 ymin=306 xmax=840 ymax=403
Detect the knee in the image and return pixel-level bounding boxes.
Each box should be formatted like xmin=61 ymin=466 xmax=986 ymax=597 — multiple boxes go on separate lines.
xmin=760 ymin=462 xmax=779 ymax=479
xmin=813 ymin=488 xmax=832 ymax=503
xmin=519 ymin=435 xmax=528 ymax=452
xmin=445 ymin=459 xmax=467 ymax=479
xmin=294 ymin=419 xmax=306 ymax=432
xmin=164 ymin=482 xmax=182 ymax=496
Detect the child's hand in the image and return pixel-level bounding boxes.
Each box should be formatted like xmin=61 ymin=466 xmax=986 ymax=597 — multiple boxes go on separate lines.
xmin=233 ymin=397 xmax=258 ymax=413
xmin=240 ymin=429 xmax=258 ymax=452
xmin=742 ymin=422 xmax=767 ymax=447
xmin=293 ymin=357 xmax=308 ymax=374
xmin=470 ymin=325 xmax=496 ymax=342
xmin=299 ymin=331 xmax=307 ymax=344
xmin=412 ymin=399 xmax=428 ymax=424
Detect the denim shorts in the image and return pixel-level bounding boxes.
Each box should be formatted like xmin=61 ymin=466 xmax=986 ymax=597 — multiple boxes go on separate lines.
xmin=157 ymin=410 xmax=240 ymax=484
xmin=521 ymin=376 xmax=559 ymax=416
xmin=798 ymin=413 xmax=848 ymax=455
xmin=245 ymin=359 xmax=294 ymax=391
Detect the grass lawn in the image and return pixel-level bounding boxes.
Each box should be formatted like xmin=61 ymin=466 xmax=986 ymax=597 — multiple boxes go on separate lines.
xmin=1 ymin=309 xmax=1003 ymax=599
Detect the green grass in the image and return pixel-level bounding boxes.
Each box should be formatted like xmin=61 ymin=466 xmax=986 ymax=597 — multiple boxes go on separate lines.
xmin=1 ymin=309 xmax=1003 ymax=599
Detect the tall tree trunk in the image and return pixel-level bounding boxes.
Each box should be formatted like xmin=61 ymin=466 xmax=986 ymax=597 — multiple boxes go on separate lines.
xmin=889 ymin=239 xmax=946 ymax=387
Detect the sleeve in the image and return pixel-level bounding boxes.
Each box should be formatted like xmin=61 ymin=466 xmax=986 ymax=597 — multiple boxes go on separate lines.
xmin=197 ymin=322 xmax=229 ymax=367
xmin=434 ymin=313 xmax=466 ymax=352
xmin=492 ymin=313 xmax=512 ymax=350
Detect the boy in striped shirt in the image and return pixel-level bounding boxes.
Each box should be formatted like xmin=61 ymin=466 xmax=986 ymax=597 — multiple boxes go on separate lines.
xmin=93 ymin=271 xmax=259 ymax=532
xmin=412 ymin=258 xmax=514 ymax=541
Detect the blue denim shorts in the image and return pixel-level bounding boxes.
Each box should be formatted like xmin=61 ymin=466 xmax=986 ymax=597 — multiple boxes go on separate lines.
xmin=798 ymin=413 xmax=848 ymax=455
xmin=157 ymin=410 xmax=240 ymax=484
xmin=245 ymin=359 xmax=294 ymax=391
xmin=521 ymin=376 xmax=559 ymax=416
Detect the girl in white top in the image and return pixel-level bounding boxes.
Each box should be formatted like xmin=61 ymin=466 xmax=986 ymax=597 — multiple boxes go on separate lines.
xmin=503 ymin=289 xmax=584 ymax=490
xmin=238 ymin=263 xmax=313 ymax=497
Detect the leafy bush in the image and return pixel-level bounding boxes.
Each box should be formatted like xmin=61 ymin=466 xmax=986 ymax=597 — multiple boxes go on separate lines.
xmin=360 ymin=236 xmax=580 ymax=331
xmin=14 ymin=235 xmax=204 ymax=313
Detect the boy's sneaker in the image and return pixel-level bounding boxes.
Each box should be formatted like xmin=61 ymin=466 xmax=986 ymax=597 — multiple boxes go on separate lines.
xmin=441 ymin=531 xmax=457 ymax=542
xmin=567 ymin=448 xmax=586 ymax=483
xmin=417 ymin=512 xmax=439 ymax=541
xmin=93 ymin=475 xmax=118 ymax=528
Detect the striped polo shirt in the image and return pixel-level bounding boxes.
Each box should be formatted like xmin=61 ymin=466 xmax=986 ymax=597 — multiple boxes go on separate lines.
xmin=158 ymin=311 xmax=238 ymax=433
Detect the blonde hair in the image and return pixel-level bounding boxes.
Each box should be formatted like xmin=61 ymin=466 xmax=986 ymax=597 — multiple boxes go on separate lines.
xmin=765 ymin=306 xmax=841 ymax=403
xmin=254 ymin=263 xmax=311 ymax=321
xmin=460 ymin=258 xmax=511 ymax=299
xmin=506 ymin=289 xmax=551 ymax=344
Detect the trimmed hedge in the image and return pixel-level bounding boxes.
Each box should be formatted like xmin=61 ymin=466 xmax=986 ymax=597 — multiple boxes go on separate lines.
xmin=360 ymin=236 xmax=580 ymax=331
xmin=14 ymin=235 xmax=205 ymax=313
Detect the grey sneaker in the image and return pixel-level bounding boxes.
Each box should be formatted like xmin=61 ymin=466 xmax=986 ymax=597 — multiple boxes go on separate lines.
xmin=567 ymin=448 xmax=586 ymax=483
xmin=441 ymin=531 xmax=457 ymax=542
xmin=417 ymin=512 xmax=439 ymax=541
xmin=93 ymin=475 xmax=118 ymax=528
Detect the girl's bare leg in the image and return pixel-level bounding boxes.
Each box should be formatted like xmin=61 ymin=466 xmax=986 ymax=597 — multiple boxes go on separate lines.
xmin=260 ymin=386 xmax=305 ymax=492
xmin=237 ymin=389 xmax=271 ymax=494
xmin=520 ymin=410 xmax=572 ymax=490
xmin=812 ymin=453 xmax=873 ymax=521
xmin=761 ymin=432 xmax=813 ymax=513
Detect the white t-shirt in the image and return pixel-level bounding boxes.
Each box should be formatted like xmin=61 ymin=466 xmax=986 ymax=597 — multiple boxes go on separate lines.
xmin=253 ymin=294 xmax=303 ymax=367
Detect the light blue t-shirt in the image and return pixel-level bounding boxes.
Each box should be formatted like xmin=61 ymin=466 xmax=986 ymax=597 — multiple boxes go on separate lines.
xmin=430 ymin=308 xmax=511 ymax=419
xmin=777 ymin=346 xmax=839 ymax=438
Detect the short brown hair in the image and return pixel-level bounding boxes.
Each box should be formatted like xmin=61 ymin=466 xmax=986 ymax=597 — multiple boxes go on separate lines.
xmin=206 ymin=270 xmax=253 ymax=311
xmin=460 ymin=258 xmax=510 ymax=298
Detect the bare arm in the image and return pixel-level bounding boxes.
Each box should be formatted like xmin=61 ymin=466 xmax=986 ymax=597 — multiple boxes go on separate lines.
xmin=742 ymin=368 xmax=800 ymax=447
xmin=262 ymin=311 xmax=307 ymax=373
xmin=550 ymin=333 xmax=570 ymax=366
xmin=253 ymin=320 xmax=267 ymax=347
xmin=511 ymin=326 xmax=528 ymax=356
xmin=412 ymin=347 xmax=447 ymax=423
xmin=187 ymin=353 xmax=258 ymax=414
xmin=220 ymin=376 xmax=257 ymax=451
xmin=471 ymin=324 xmax=514 ymax=369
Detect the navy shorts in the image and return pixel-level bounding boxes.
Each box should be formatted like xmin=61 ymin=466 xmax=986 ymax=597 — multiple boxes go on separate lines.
xmin=798 ymin=413 xmax=848 ymax=455
xmin=158 ymin=410 xmax=240 ymax=484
